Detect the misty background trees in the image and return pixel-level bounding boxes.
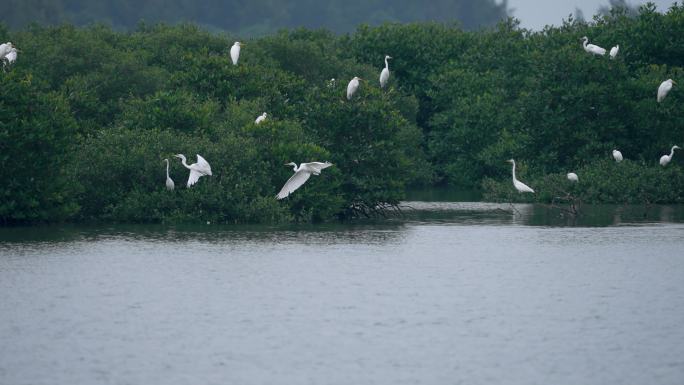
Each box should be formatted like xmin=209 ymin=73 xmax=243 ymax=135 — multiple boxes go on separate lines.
xmin=0 ymin=0 xmax=509 ymax=34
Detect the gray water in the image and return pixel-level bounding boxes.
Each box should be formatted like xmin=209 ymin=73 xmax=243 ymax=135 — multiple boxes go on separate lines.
xmin=1 ymin=202 xmax=684 ymax=385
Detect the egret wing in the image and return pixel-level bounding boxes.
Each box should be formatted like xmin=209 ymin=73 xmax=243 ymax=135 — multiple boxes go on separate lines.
xmin=304 ymin=161 xmax=332 ymax=172
xmin=187 ymin=169 xmax=203 ymax=187
xmin=276 ymin=170 xmax=311 ymax=200
xmin=195 ymin=154 xmax=212 ymax=175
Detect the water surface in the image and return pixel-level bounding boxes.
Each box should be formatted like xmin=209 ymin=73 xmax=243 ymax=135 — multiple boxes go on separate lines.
xmin=1 ymin=203 xmax=683 ymax=385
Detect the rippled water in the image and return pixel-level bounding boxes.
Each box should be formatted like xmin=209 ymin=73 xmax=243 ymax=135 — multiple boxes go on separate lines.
xmin=1 ymin=203 xmax=684 ymax=385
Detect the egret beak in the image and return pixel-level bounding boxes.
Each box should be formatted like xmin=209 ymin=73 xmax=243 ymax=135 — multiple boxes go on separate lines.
xmin=673 ymin=80 xmax=678 ymax=85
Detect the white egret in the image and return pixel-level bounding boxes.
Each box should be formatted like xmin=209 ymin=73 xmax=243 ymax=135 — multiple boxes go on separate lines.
xmin=0 ymin=42 xmax=12 ymax=58
xmin=657 ymin=79 xmax=676 ymax=102
xmin=612 ymin=149 xmax=623 ymax=162
xmin=3 ymin=47 xmax=17 ymax=66
xmin=507 ymin=159 xmax=535 ymax=193
xmin=163 ymin=158 xmax=175 ymax=191
xmin=379 ymin=55 xmax=392 ymax=88
xmin=581 ymin=36 xmax=606 ymax=56
xmin=276 ymin=162 xmax=333 ymax=199
xmin=659 ymin=145 xmax=680 ymax=166
xmin=255 ymin=112 xmax=267 ymax=124
xmin=567 ymin=172 xmax=578 ymax=182
xmin=610 ymin=45 xmax=619 ymax=59
xmin=347 ymin=77 xmax=362 ymax=100
xmin=174 ymin=154 xmax=212 ymax=187
xmin=230 ymin=42 xmax=243 ymax=65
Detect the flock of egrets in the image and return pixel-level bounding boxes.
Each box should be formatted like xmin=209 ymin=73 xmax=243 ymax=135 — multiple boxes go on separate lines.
xmin=162 ymin=43 xmax=391 ymax=200
xmin=505 ymin=37 xmax=680 ymax=194
xmin=4 ymin=38 xmax=680 ymax=200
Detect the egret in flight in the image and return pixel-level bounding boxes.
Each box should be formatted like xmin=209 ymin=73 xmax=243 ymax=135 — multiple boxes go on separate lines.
xmin=255 ymin=112 xmax=267 ymax=125
xmin=347 ymin=77 xmax=362 ymax=100
xmin=379 ymin=55 xmax=392 ymax=88
xmin=659 ymin=145 xmax=680 ymax=166
xmin=230 ymin=42 xmax=243 ymax=65
xmin=174 ymin=154 xmax=212 ymax=187
xmin=609 ymin=45 xmax=619 ymax=59
xmin=507 ymin=159 xmax=534 ymax=193
xmin=163 ymin=159 xmax=175 ymax=191
xmin=276 ymin=162 xmax=333 ymax=199
xmin=567 ymin=172 xmax=579 ymax=182
xmin=613 ymin=149 xmax=623 ymax=162
xmin=581 ymin=37 xmax=606 ymax=56
xmin=657 ymin=79 xmax=676 ymax=102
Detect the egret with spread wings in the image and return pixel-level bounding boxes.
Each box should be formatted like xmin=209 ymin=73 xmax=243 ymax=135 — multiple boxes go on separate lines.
xmin=276 ymin=162 xmax=333 ymax=199
xmin=174 ymin=154 xmax=212 ymax=187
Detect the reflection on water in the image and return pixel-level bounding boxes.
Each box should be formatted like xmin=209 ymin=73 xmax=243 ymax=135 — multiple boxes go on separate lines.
xmin=1 ymin=201 xmax=684 ymax=385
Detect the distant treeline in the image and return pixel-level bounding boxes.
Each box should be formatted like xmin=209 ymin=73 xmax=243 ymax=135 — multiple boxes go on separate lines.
xmin=0 ymin=0 xmax=508 ymax=34
xmin=1 ymin=3 xmax=684 ymax=224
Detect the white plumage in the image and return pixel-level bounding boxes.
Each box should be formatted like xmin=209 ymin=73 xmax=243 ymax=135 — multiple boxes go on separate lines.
xmin=379 ymin=55 xmax=392 ymax=88
xmin=276 ymin=162 xmax=333 ymax=199
xmin=609 ymin=45 xmax=619 ymax=59
xmin=567 ymin=172 xmax=579 ymax=182
xmin=175 ymin=154 xmax=212 ymax=187
xmin=659 ymin=145 xmax=680 ymax=166
xmin=657 ymin=79 xmax=675 ymax=102
xmin=230 ymin=42 xmax=243 ymax=65
xmin=347 ymin=77 xmax=361 ymax=100
xmin=581 ymin=36 xmax=606 ymax=56
xmin=612 ymin=149 xmax=623 ymax=162
xmin=0 ymin=42 xmax=12 ymax=59
xmin=255 ymin=112 xmax=267 ymax=124
xmin=163 ymin=158 xmax=175 ymax=191
xmin=507 ymin=159 xmax=534 ymax=193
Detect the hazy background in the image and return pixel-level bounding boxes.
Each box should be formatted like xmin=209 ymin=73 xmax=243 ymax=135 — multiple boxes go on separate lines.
xmin=513 ymin=0 xmax=674 ymax=29
xmin=0 ymin=0 xmax=677 ymax=34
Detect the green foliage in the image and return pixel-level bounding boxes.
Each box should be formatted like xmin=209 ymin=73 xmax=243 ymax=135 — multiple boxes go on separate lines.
xmin=4 ymin=2 xmax=684 ymax=224
xmin=484 ymin=159 xmax=684 ymax=204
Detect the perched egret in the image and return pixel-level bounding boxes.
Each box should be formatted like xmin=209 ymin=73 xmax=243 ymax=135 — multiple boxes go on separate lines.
xmin=230 ymin=42 xmax=243 ymax=65
xmin=659 ymin=145 xmax=680 ymax=166
xmin=347 ymin=77 xmax=362 ymax=100
xmin=567 ymin=172 xmax=579 ymax=182
xmin=657 ymin=79 xmax=676 ymax=102
xmin=379 ymin=55 xmax=392 ymax=88
xmin=507 ymin=159 xmax=535 ymax=193
xmin=581 ymin=36 xmax=606 ymax=56
xmin=276 ymin=162 xmax=333 ymax=199
xmin=609 ymin=45 xmax=619 ymax=59
xmin=255 ymin=112 xmax=267 ymax=125
xmin=0 ymin=42 xmax=12 ymax=58
xmin=612 ymin=149 xmax=623 ymax=162
xmin=3 ymin=47 xmax=17 ymax=66
xmin=163 ymin=158 xmax=175 ymax=191
xmin=174 ymin=154 xmax=212 ymax=187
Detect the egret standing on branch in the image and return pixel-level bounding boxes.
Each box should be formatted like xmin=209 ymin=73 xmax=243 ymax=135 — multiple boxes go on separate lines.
xmin=174 ymin=154 xmax=212 ymax=187
xmin=581 ymin=36 xmax=606 ymax=56
xmin=230 ymin=42 xmax=243 ymax=65
xmin=276 ymin=162 xmax=333 ymax=199
xmin=507 ymin=159 xmax=535 ymax=193
xmin=379 ymin=55 xmax=392 ymax=88
xmin=347 ymin=77 xmax=362 ymax=100
xmin=567 ymin=172 xmax=579 ymax=182
xmin=610 ymin=45 xmax=619 ymax=59
xmin=613 ymin=149 xmax=623 ymax=162
xmin=163 ymin=159 xmax=175 ymax=191
xmin=657 ymin=79 xmax=676 ymax=102
xmin=255 ymin=112 xmax=267 ymax=125
xmin=659 ymin=145 xmax=680 ymax=166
